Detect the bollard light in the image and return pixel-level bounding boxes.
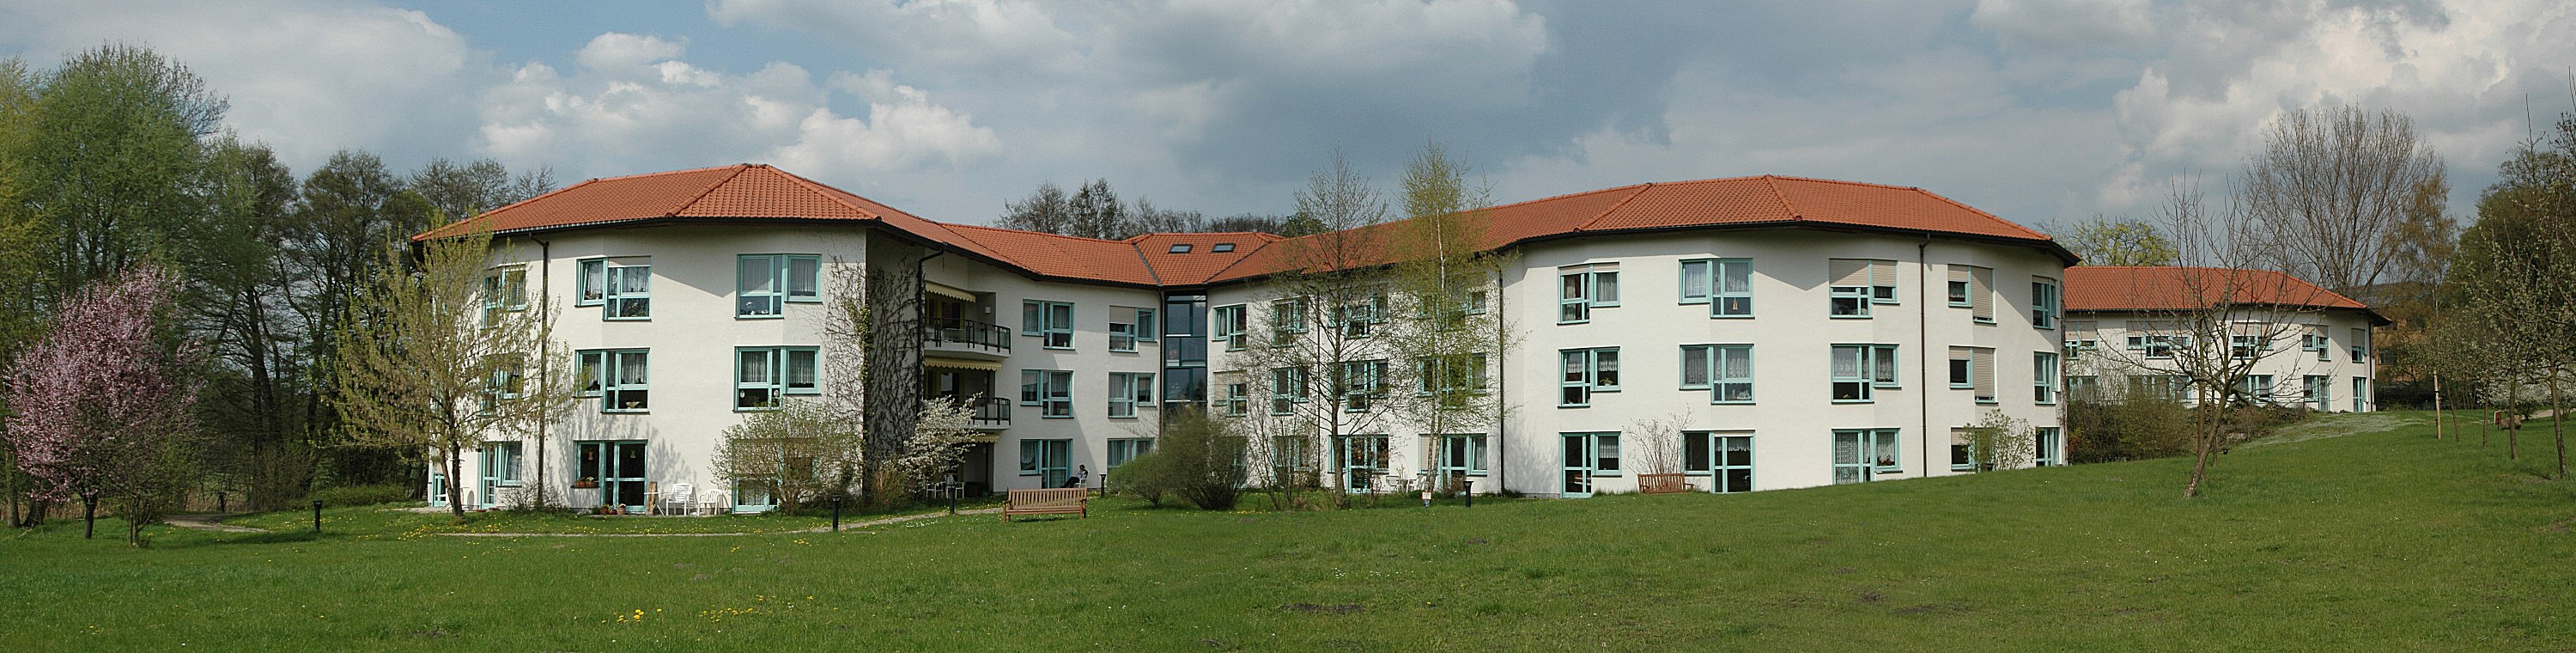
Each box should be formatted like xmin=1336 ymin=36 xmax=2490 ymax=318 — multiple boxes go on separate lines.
xmin=830 ymin=496 xmax=842 ymax=532
xmin=313 ymin=500 xmax=324 ymax=533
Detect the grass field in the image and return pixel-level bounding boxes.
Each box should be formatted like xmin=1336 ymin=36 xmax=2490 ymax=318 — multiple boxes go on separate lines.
xmin=3 ymin=411 xmax=2572 ymax=651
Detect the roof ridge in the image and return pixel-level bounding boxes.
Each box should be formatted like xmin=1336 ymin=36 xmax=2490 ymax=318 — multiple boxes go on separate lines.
xmin=1759 ymin=175 xmax=1803 ymax=221
xmin=1127 ymin=241 xmax=1163 ymax=285
xmin=668 ymin=164 xmax=756 ymax=217
xmin=1904 ymin=184 xmax=2050 ymax=241
xmin=764 ymin=166 xmax=890 ymax=219
xmin=1573 ymin=182 xmax=1656 ymax=232
xmin=591 ymin=163 xmax=755 ymax=184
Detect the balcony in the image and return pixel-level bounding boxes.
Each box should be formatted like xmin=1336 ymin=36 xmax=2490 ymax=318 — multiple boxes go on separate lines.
xmin=922 ymin=317 xmax=1011 ymax=359
xmin=969 ymin=395 xmax=1012 ymax=430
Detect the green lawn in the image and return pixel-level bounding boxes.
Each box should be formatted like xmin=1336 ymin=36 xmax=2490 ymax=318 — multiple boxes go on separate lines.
xmin=4 ymin=411 xmax=2572 ymax=651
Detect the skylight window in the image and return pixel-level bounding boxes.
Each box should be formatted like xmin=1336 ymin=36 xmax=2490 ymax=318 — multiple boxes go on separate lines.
xmin=1212 ymin=243 xmax=1236 ymax=253
xmin=1169 ymin=244 xmax=1192 ymax=253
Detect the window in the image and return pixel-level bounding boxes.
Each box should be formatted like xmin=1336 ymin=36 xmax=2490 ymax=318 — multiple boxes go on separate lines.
xmin=1868 ymin=259 xmax=1898 ymax=303
xmin=1269 ymin=367 xmax=1307 ymax=415
xmin=1948 ymin=346 xmax=1995 ymax=401
xmin=576 ymin=259 xmax=606 ymax=306
xmin=2349 ymin=328 xmax=2369 ymax=363
xmin=1948 ymin=347 xmax=1972 ymax=388
xmin=737 ymin=254 xmax=820 ymax=318
xmin=1680 ymin=259 xmax=1713 ymax=304
xmin=1558 ymin=264 xmax=1619 ymax=323
xmin=1558 ymin=348 xmax=1620 ymax=406
xmin=1018 ymin=438 xmax=1072 ymax=488
xmin=1212 ymin=242 xmax=1235 ymax=253
xmin=2302 ymin=326 xmax=2329 ymax=360
xmin=2239 ymin=374 xmax=2276 ymax=404
xmin=734 ymin=347 xmax=819 ymax=410
xmin=1949 ymin=428 xmax=1975 ymax=472
xmin=2231 ymin=333 xmax=2262 ymax=360
xmin=1831 ymin=344 xmax=1897 ymax=401
xmin=1339 ymin=359 xmax=1388 ymax=412
xmin=481 ymin=441 xmax=523 ymax=488
xmin=1169 ymin=243 xmax=1192 ymax=253
xmin=1023 ymin=300 xmax=1075 ymax=349
xmin=1680 ymin=345 xmax=1754 ymax=403
xmin=1110 ymin=308 xmax=1156 ymax=352
xmin=2132 ymin=375 xmax=2189 ymax=401
xmin=2304 ymin=375 xmax=2331 ymax=412
xmin=1019 ymin=369 xmax=1073 ymax=418
xmin=2033 ymin=351 xmax=2059 ymax=405
xmin=1828 ymin=259 xmax=1871 ymax=317
xmin=1212 ymin=304 xmax=1248 ymax=351
xmin=1436 ymin=435 xmax=1487 ymax=478
xmin=1415 ymin=354 xmax=1489 ymax=406
xmin=1712 ymin=259 xmax=1753 ymax=317
xmin=1107 ymin=438 xmax=1156 ymax=468
xmin=480 ymin=266 xmax=528 ymax=326
xmin=1950 ymin=265 xmax=1993 ymax=322
xmin=2068 ymin=375 xmax=2100 ymax=402
xmin=1109 ymin=372 xmax=1154 ymax=418
xmin=2031 ymin=278 xmax=2059 ymax=328
xmin=2353 ymin=376 xmax=2368 ymax=412
xmin=2065 ymin=320 xmax=2099 ymax=356
xmin=1684 ymin=431 xmax=1754 ymax=492
xmin=1832 ymin=428 xmax=1901 ymax=484
xmin=2034 ymin=428 xmax=2063 ymax=467
xmin=579 ymin=349 xmax=650 ymax=412
xmin=1334 ymin=292 xmax=1384 ymax=338
xmin=1222 ymin=381 xmax=1250 ymax=417
xmin=2128 ymin=333 xmax=2184 ymax=359
xmin=478 ymin=354 xmax=524 ymax=412
xmin=576 ymin=259 xmax=651 ymax=320
xmin=1269 ymin=297 xmax=1307 ymax=343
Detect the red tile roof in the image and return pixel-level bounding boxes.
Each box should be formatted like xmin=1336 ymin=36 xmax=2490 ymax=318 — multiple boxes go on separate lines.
xmin=2063 ymin=266 xmax=2385 ymax=323
xmin=421 ymin=165 xmax=2069 ymax=289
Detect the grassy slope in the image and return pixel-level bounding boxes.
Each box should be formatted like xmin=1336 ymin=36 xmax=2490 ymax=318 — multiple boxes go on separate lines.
xmin=3 ymin=412 xmax=2571 ymax=651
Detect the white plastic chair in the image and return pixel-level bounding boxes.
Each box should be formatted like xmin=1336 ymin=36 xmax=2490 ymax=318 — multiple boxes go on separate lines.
xmin=664 ymin=483 xmax=694 ymax=516
xmin=697 ymin=488 xmax=727 ymax=516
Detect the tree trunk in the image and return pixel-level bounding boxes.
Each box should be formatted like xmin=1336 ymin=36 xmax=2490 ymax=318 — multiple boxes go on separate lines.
xmin=2552 ymin=369 xmax=2566 ymax=480
xmin=447 ymin=446 xmax=466 ymax=522
xmin=2432 ymin=372 xmax=2445 ymax=440
xmin=82 ymin=495 xmax=96 ymax=539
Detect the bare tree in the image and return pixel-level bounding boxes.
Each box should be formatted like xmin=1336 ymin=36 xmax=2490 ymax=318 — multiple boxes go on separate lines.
xmin=1382 ymin=141 xmax=1519 ymax=495
xmin=2241 ymin=105 xmax=2447 ymax=296
xmin=332 ymin=230 xmax=579 ymax=520
xmin=1232 ymin=152 xmax=1400 ymax=507
xmin=1966 ymin=409 xmax=2037 ymax=472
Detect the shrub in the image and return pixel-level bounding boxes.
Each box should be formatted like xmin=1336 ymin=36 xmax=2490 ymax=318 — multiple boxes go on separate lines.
xmin=307 ymin=484 xmax=413 ymax=508
xmin=1122 ymin=407 xmax=1248 ymax=511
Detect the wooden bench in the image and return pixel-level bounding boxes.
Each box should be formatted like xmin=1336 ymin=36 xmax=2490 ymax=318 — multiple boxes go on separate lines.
xmin=1002 ymin=488 xmax=1088 ymax=522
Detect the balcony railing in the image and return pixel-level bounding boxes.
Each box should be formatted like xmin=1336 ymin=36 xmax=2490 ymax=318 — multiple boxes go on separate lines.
xmin=922 ymin=317 xmax=1011 ymax=354
xmin=970 ymin=395 xmax=1011 ymax=428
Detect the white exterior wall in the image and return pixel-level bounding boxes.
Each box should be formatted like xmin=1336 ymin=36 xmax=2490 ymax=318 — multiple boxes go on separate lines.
xmin=454 ymin=222 xmax=2073 ymax=506
xmin=2066 ymin=309 xmax=2378 ymax=412
xmin=459 ymin=225 xmax=866 ymax=510
xmin=1205 ymin=229 xmax=2069 ymax=497
xmin=918 ymin=253 xmax=1166 ymax=492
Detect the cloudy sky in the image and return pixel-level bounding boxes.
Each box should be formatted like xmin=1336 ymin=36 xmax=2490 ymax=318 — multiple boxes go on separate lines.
xmin=3 ymin=0 xmax=2568 ymax=231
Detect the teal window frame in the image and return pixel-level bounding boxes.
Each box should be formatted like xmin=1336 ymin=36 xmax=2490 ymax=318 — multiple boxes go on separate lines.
xmin=1680 ymin=344 xmax=1753 ymax=403
xmin=602 ymin=262 xmax=652 ymax=320
xmin=1109 ymin=320 xmax=1140 ymax=352
xmin=2305 ymin=375 xmax=2331 ymax=411
xmin=1558 ymin=265 xmax=1619 ymax=324
xmin=1436 ymin=434 xmax=1488 ymax=478
xmin=1023 ymin=300 xmax=1075 ymax=350
xmin=1682 ymin=431 xmax=1753 ymax=493
xmin=1339 ymin=359 xmax=1388 ymax=412
xmin=575 ymin=259 xmax=605 ymax=307
xmin=1415 ymin=354 xmax=1490 ymax=406
xmin=734 ymin=346 xmax=820 ymax=411
xmin=2033 ymin=351 xmax=2059 ymax=405
xmin=1222 ymin=381 xmax=1250 ymax=417
xmin=1109 ymin=372 xmax=1154 ymax=418
xmin=2034 ymin=427 xmax=2063 ymax=467
xmin=1831 ymin=428 xmax=1901 ymax=484
xmin=1558 ymin=347 xmax=1620 ymax=407
xmin=1270 ymin=297 xmax=1307 ymax=343
xmin=2353 ymin=376 xmax=2368 ymax=412
xmin=1335 ymin=293 xmax=1386 ymax=338
xmin=2230 ymin=334 xmax=2261 ymax=360
xmin=580 ymin=348 xmax=650 ymax=412
xmin=1829 ymin=284 xmax=1872 ymax=318
xmin=1018 ymin=438 xmax=1072 ymax=488
xmin=1212 ymin=304 xmax=1248 ymax=351
xmin=2303 ymin=327 xmax=2330 ymax=361
xmin=1019 ymin=369 xmax=1073 ymax=418
xmin=1270 ymin=367 xmax=1308 ymax=415
xmin=2031 ymin=279 xmax=2059 ymax=329
xmin=1106 ymin=437 xmax=1156 ymax=469
xmin=1711 ymin=259 xmax=1753 ymax=317
xmin=736 ymin=254 xmax=820 ymax=319
xmin=1946 ymin=279 xmax=1970 ymax=307
xmin=2349 ymin=328 xmax=2369 ymax=363
xmin=2239 ymin=374 xmax=2276 ymax=403
xmin=1832 ymin=344 xmax=1892 ymax=402
xmin=480 ymin=266 xmax=528 ymax=327
xmin=1680 ymin=259 xmax=1713 ymax=304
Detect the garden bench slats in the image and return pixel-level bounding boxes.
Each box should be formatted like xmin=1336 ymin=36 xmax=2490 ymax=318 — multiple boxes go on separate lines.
xmin=1002 ymin=488 xmax=1088 ymax=522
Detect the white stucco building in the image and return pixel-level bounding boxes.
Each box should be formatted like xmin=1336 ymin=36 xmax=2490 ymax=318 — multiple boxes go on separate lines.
xmin=423 ymin=164 xmax=2089 ymax=510
xmin=2060 ymin=266 xmax=2384 ymax=412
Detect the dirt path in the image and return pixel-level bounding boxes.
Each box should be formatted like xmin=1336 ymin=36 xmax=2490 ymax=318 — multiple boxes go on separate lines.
xmin=164 ymin=514 xmax=266 ymax=533
xmin=438 ymin=506 xmax=1004 ymax=537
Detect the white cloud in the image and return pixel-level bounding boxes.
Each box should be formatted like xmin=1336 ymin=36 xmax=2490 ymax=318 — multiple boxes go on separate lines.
xmin=0 ymin=0 xmax=481 ymax=173
xmin=1972 ymin=0 xmax=2155 ymax=51
xmin=476 ymin=33 xmax=999 ymax=181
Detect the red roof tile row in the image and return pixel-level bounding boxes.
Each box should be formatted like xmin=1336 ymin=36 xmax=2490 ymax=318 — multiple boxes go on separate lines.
xmin=2063 ymin=266 xmax=2382 ymax=322
xmin=421 ymin=164 xmax=2073 ymax=289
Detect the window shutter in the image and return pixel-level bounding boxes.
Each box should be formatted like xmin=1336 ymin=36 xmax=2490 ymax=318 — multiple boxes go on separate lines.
xmin=2068 ymin=320 xmax=2097 ymax=339
xmin=1969 ymin=267 xmax=1994 ymax=320
xmin=1971 ymin=348 xmax=1995 ymax=398
xmin=1869 ymin=259 xmax=1896 ymax=287
xmin=1829 ymin=259 xmax=1868 ymax=286
xmin=1947 ymin=264 xmax=1970 ymax=284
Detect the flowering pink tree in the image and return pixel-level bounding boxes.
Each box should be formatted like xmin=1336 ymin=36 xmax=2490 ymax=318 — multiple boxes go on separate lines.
xmin=3 ymin=265 xmax=204 ymax=546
